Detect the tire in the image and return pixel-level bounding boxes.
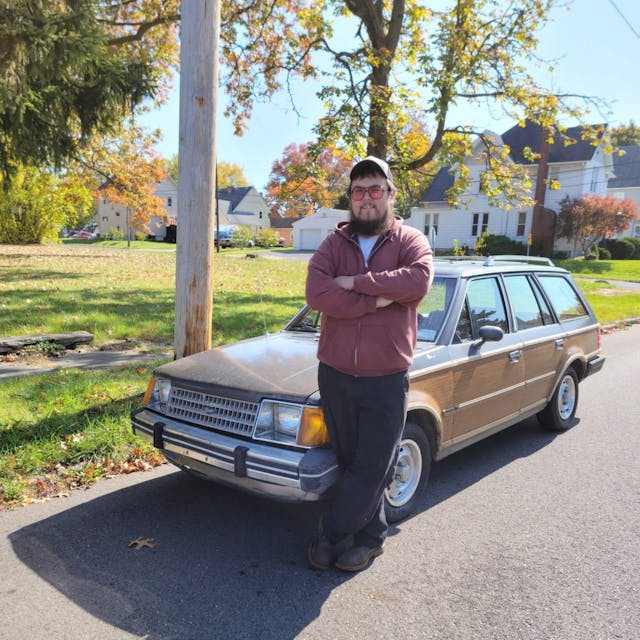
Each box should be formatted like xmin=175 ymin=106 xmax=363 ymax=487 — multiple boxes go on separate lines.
xmin=537 ymin=367 xmax=579 ymax=431
xmin=384 ymin=421 xmax=432 ymax=523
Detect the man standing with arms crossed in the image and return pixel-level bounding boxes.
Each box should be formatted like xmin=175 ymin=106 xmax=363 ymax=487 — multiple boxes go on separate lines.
xmin=305 ymin=156 xmax=433 ymax=572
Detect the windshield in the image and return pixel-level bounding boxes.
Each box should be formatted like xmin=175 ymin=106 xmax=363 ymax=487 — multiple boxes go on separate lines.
xmin=287 ymin=276 xmax=456 ymax=342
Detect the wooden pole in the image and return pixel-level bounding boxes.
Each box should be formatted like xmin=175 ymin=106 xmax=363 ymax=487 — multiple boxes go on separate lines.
xmin=174 ymin=0 xmax=220 ymax=358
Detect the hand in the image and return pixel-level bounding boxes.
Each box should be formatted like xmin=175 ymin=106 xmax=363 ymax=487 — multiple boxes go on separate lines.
xmin=334 ymin=275 xmax=355 ymax=290
xmin=376 ymin=297 xmax=393 ymax=308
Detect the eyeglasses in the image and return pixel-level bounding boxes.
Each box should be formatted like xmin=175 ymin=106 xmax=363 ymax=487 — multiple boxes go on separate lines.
xmin=349 ymin=186 xmax=389 ymax=201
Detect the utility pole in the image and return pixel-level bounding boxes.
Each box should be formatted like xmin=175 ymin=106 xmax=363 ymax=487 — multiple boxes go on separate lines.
xmin=174 ymin=0 xmax=220 ymax=359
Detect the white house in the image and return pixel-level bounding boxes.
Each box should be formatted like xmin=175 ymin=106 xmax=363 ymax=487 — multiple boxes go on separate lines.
xmin=292 ymin=207 xmax=349 ymax=250
xmin=97 ymin=176 xmax=177 ymax=240
xmin=607 ymin=145 xmax=640 ymax=241
xmin=216 ymin=186 xmax=270 ymax=237
xmin=408 ymin=121 xmax=614 ymax=256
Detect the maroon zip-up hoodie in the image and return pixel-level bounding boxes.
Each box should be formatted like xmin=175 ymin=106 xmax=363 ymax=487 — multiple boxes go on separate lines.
xmin=305 ymin=216 xmax=433 ymax=377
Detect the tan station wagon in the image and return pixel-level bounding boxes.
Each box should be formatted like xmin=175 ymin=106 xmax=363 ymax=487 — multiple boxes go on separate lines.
xmin=132 ymin=256 xmax=605 ymax=521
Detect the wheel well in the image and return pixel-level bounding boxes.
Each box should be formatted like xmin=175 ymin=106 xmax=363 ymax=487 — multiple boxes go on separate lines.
xmin=406 ymin=409 xmax=439 ymax=459
xmin=568 ymin=358 xmax=585 ymax=380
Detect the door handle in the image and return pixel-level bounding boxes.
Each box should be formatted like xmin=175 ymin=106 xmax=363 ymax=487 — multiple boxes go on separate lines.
xmin=555 ymin=338 xmax=564 ymax=350
xmin=508 ymin=350 xmax=521 ymax=363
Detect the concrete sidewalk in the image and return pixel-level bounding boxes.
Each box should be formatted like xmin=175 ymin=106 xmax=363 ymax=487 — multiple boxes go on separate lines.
xmin=0 ymin=348 xmax=172 ymax=380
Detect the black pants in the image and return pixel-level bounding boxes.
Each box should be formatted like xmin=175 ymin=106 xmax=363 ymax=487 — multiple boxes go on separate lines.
xmin=318 ymin=362 xmax=409 ymax=547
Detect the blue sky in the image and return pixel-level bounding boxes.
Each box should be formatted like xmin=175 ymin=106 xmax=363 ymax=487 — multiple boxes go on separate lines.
xmin=140 ymin=0 xmax=640 ymax=191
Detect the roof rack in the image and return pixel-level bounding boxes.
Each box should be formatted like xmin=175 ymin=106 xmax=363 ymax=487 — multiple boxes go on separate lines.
xmin=434 ymin=255 xmax=555 ymax=267
xmin=482 ymin=255 xmax=555 ymax=267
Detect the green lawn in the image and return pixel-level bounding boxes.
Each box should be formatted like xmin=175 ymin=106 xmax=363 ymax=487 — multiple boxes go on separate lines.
xmin=1 ymin=244 xmax=639 ymax=507
xmin=556 ymin=258 xmax=640 ymax=282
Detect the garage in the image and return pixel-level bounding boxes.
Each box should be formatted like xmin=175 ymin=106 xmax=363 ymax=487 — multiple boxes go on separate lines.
xmin=299 ymin=229 xmax=322 ymax=251
xmin=292 ymin=207 xmax=349 ymax=251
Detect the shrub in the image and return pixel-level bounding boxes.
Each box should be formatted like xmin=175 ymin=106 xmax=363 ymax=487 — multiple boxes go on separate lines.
xmin=481 ymin=234 xmax=527 ymax=256
xmin=597 ymin=247 xmax=611 ymax=260
xmin=106 ymin=228 xmax=124 ymax=241
xmin=255 ymin=228 xmax=280 ymax=247
xmin=601 ymin=238 xmax=635 ymax=260
xmin=134 ymin=231 xmax=146 ymax=242
xmin=625 ymin=237 xmax=640 ymax=259
xmin=231 ymin=225 xmax=252 ymax=248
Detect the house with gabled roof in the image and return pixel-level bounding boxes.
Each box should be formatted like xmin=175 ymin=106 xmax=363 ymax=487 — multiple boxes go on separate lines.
xmin=96 ymin=176 xmax=177 ymax=241
xmin=408 ymin=120 xmax=614 ymax=256
xmin=216 ymin=186 xmax=269 ymax=237
xmin=607 ymin=146 xmax=640 ymax=241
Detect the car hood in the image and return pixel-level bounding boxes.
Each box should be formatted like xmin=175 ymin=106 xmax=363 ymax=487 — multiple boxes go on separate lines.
xmin=154 ymin=331 xmax=321 ymax=403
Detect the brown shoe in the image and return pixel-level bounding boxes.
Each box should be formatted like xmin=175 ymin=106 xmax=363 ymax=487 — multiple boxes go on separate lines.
xmin=334 ymin=544 xmax=384 ymax=572
xmin=308 ymin=534 xmax=352 ymax=570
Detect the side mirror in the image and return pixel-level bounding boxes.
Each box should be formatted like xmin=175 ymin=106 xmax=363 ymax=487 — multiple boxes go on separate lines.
xmin=473 ymin=325 xmax=504 ymax=349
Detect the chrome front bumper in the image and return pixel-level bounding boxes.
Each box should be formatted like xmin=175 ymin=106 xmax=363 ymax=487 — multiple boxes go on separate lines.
xmin=131 ymin=408 xmax=339 ymax=502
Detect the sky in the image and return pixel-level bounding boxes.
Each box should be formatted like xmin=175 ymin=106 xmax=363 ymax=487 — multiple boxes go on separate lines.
xmin=139 ymin=0 xmax=640 ymax=192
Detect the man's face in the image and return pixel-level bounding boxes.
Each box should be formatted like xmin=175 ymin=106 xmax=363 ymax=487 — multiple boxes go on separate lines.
xmin=349 ymin=173 xmax=395 ymax=236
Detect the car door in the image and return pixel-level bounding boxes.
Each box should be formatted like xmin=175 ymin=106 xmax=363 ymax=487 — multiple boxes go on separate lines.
xmin=502 ymin=273 xmax=563 ymax=415
xmin=448 ymin=275 xmax=525 ymax=443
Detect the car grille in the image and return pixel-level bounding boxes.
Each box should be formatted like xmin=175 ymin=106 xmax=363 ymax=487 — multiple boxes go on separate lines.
xmin=166 ymin=387 xmax=259 ymax=436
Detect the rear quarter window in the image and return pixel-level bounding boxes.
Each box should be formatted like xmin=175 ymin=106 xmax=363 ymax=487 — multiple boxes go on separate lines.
xmin=537 ymin=275 xmax=589 ymax=321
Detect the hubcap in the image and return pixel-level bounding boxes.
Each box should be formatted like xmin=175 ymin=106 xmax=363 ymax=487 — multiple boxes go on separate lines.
xmin=385 ymin=439 xmax=422 ymax=508
xmin=558 ymin=374 xmax=576 ymax=419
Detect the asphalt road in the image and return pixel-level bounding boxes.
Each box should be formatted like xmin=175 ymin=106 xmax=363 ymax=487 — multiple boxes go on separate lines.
xmin=1 ymin=325 xmax=639 ymax=640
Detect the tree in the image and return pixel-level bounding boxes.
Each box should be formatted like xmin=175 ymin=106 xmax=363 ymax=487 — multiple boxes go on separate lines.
xmin=0 ymin=0 xmax=178 ymax=180
xmin=609 ymin=121 xmax=640 ymax=147
xmin=3 ymin=1 xmax=606 ymax=208
xmin=78 ymin=124 xmax=168 ymax=234
xmin=217 ymin=162 xmax=249 ymax=188
xmin=266 ymin=143 xmax=352 ymax=217
xmin=0 ymin=166 xmax=93 ymax=243
xmin=556 ymin=194 xmax=638 ymax=257
xmin=165 ymin=155 xmax=248 ymax=188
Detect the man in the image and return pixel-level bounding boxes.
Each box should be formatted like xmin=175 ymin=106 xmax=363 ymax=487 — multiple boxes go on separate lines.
xmin=305 ymin=156 xmax=433 ymax=572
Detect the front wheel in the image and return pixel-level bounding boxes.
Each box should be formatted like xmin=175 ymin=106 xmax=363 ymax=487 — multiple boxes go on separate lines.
xmin=384 ymin=422 xmax=431 ymax=523
xmin=537 ymin=367 xmax=579 ymax=431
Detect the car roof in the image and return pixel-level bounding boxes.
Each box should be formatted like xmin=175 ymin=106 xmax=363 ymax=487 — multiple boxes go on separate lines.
xmin=433 ymin=256 xmax=569 ymax=278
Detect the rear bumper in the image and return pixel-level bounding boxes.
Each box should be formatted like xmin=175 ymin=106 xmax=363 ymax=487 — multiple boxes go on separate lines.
xmin=585 ymin=354 xmax=606 ymax=378
xmin=131 ymin=408 xmax=339 ymax=502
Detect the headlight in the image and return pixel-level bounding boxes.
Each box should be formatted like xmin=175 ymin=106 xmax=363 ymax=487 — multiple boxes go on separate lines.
xmin=254 ymin=400 xmax=329 ymax=447
xmin=143 ymin=376 xmax=172 ymax=410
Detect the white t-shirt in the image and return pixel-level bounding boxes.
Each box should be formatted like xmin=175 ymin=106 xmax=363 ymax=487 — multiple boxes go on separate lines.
xmin=358 ymin=234 xmax=378 ymax=266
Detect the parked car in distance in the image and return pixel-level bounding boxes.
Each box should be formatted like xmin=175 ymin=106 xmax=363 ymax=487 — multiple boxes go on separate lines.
xmin=68 ymin=229 xmax=97 ymax=239
xmin=214 ymin=225 xmax=236 ymax=248
xmin=132 ymin=256 xmax=605 ymax=521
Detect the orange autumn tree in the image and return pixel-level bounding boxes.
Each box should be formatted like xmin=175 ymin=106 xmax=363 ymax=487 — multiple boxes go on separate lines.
xmin=79 ymin=124 xmax=168 ymax=235
xmin=266 ymin=143 xmax=352 ymax=218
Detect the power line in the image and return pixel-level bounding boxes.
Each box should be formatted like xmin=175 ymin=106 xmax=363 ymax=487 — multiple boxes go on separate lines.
xmin=608 ymin=0 xmax=640 ymax=38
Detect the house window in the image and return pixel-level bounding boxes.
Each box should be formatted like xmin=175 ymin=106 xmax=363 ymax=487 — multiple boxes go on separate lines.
xmin=259 ymin=211 xmax=263 ymax=219
xmin=634 ymin=224 xmax=640 ymax=239
xmin=424 ymin=214 xmax=439 ymax=237
xmin=613 ymin=191 xmax=625 ymax=200
xmin=167 ymin=197 xmax=172 ymax=207
xmin=103 ymin=198 xmax=107 ymax=205
xmin=590 ymin=168 xmax=598 ymax=192
xmin=102 ymin=216 xmax=108 ymax=222
xmin=517 ymin=211 xmax=527 ymax=237
xmin=116 ymin=211 xmax=120 ymax=217
xmin=472 ymin=213 xmax=488 ymax=236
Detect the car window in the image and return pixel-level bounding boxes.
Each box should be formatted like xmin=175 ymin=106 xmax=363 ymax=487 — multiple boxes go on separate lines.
xmin=465 ymin=277 xmax=508 ymax=334
xmin=504 ymin=274 xmax=551 ymax=330
xmin=417 ymin=276 xmax=456 ymax=342
xmin=537 ymin=275 xmax=589 ymax=321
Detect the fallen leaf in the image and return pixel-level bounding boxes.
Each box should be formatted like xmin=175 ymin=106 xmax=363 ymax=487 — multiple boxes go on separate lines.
xmin=128 ymin=537 xmax=156 ymax=550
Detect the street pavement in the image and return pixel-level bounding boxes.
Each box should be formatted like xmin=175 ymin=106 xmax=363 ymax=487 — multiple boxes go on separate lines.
xmin=0 ymin=323 xmax=639 ymax=640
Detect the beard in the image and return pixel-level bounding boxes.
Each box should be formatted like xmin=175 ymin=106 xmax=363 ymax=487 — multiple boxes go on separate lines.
xmin=349 ymin=209 xmax=390 ymax=236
